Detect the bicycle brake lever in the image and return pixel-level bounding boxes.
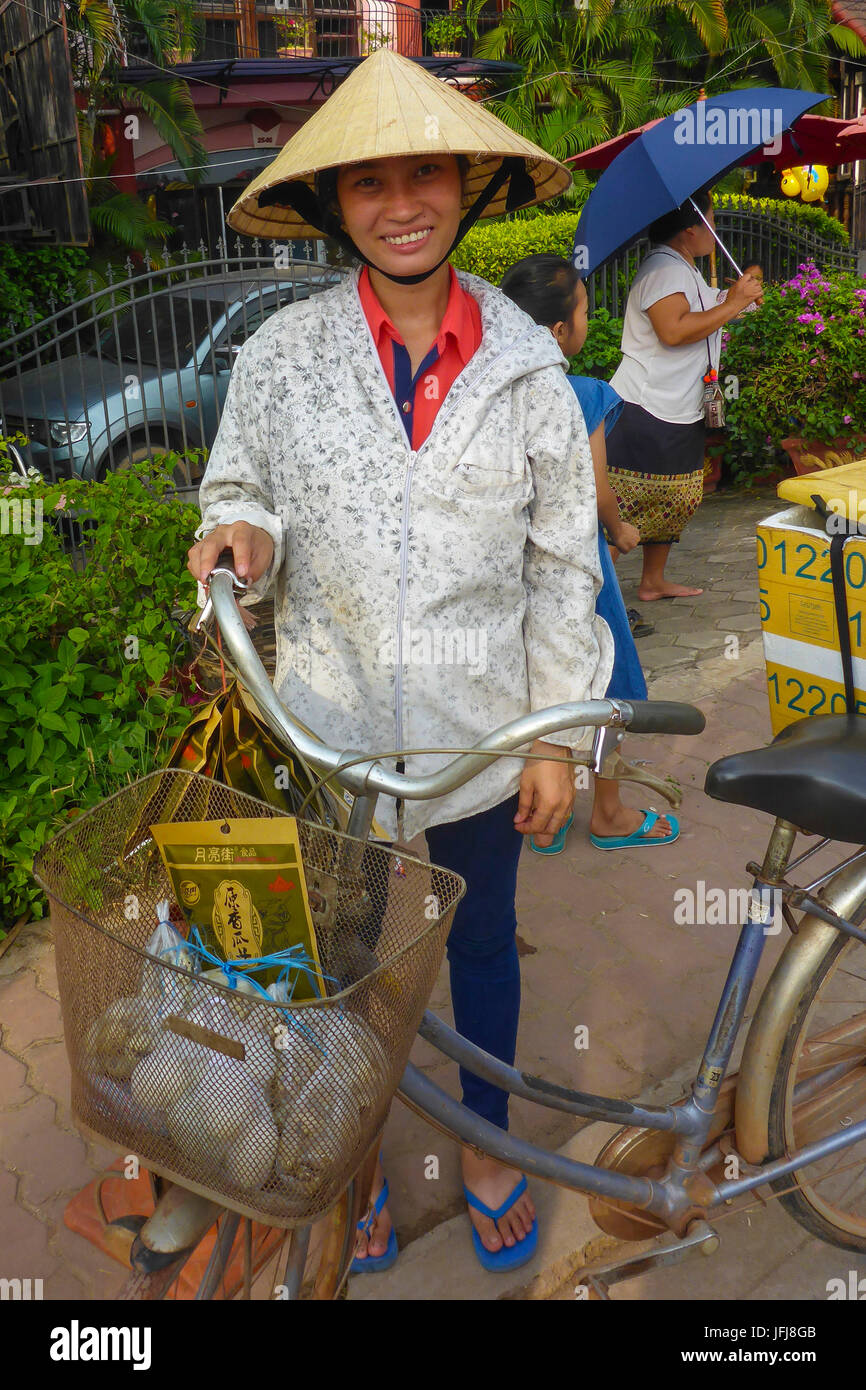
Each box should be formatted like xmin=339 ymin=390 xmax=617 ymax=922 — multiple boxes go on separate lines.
xmin=195 ymin=550 xmax=250 ymax=633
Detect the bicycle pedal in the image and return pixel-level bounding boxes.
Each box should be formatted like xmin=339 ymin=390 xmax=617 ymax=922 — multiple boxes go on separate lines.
xmin=574 ymin=1220 xmax=720 ymax=1299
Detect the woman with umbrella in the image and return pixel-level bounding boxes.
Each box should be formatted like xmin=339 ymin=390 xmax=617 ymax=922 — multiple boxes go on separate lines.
xmin=605 ymin=192 xmax=763 ymax=600
xmin=186 ymin=49 xmax=613 ymax=1273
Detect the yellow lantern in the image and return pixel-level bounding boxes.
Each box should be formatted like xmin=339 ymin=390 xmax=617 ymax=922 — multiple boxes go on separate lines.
xmin=780 ymin=167 xmax=804 ymax=197
xmin=800 ymin=164 xmax=829 ymax=203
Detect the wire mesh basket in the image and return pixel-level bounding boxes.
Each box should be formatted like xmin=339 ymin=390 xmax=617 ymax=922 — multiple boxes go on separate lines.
xmin=33 ymin=770 xmax=465 ymax=1227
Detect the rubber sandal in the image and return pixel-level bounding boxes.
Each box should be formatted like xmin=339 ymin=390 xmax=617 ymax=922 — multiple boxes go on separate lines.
xmin=590 ymin=809 xmax=679 ymax=851
xmin=350 ymin=1177 xmax=398 ymax=1274
xmin=463 ymin=1175 xmax=538 ymax=1272
xmin=529 ymin=813 xmax=573 ymax=856
xmin=627 ymin=607 xmax=655 ymax=638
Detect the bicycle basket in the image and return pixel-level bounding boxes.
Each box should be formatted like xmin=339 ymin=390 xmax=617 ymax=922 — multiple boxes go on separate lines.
xmin=33 ymin=770 xmax=465 ymax=1227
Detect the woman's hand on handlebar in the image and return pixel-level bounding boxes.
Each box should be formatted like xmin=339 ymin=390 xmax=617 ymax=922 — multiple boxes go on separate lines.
xmin=514 ymin=740 xmax=575 ymax=848
xmin=187 ymin=521 xmax=274 ymax=585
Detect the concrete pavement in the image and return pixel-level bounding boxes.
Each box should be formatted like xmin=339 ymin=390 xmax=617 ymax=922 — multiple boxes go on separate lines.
xmin=4 ymin=484 xmax=862 ymax=1302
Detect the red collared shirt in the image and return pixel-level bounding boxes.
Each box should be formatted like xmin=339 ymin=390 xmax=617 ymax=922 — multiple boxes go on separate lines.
xmin=358 ymin=262 xmax=482 ymax=449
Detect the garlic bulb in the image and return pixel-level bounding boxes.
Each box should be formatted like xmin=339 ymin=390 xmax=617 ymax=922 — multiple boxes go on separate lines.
xmin=83 ymin=995 xmax=163 ymax=1081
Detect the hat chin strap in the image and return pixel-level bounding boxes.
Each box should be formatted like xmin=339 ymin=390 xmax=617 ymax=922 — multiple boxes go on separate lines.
xmin=258 ymin=157 xmax=536 ymax=285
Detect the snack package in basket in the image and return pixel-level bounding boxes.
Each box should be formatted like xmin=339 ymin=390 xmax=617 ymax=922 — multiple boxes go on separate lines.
xmin=150 ymin=817 xmax=326 ymax=998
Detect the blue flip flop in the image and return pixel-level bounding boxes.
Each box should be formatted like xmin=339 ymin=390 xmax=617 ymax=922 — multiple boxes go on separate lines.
xmin=589 ymin=809 xmax=679 ymax=851
xmin=463 ymin=1175 xmax=538 ymax=1272
xmin=350 ymin=1177 xmax=398 ymax=1274
xmin=530 ymin=813 xmax=574 ymax=856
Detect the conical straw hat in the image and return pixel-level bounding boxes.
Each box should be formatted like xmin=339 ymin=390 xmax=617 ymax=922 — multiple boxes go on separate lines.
xmin=228 ymin=47 xmax=572 ymax=240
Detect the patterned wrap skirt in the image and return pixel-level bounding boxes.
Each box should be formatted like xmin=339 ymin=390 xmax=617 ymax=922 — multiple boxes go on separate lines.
xmin=605 ymin=401 xmax=706 ymax=545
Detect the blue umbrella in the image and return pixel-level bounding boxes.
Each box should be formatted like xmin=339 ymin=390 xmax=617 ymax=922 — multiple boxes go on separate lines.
xmin=574 ymin=88 xmax=826 ymax=276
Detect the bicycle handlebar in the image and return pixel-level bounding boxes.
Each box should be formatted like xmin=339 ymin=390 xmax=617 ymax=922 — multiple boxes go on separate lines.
xmin=205 ymin=561 xmax=705 ymax=802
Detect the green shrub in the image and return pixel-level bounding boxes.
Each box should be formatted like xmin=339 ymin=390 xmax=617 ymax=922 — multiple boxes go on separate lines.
xmin=453 ymin=194 xmax=849 ymax=287
xmin=452 ymin=212 xmax=581 ymax=285
xmin=713 ymin=192 xmax=848 ymax=245
xmin=720 ymin=262 xmax=866 ymax=483
xmin=0 ymin=455 xmax=199 ymax=932
xmin=0 ymin=244 xmax=90 ymax=336
xmin=571 ymin=309 xmax=623 ymax=382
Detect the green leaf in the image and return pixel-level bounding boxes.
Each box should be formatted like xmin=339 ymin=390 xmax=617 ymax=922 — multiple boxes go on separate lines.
xmin=67 ymin=628 xmax=89 ymax=645
xmin=25 ymin=727 xmax=44 ymax=771
xmin=38 ymin=711 xmax=70 ymax=734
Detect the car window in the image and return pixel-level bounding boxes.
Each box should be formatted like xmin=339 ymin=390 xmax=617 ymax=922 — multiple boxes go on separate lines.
xmin=215 ymin=287 xmax=298 ymax=351
xmin=99 ymin=294 xmax=224 ymax=367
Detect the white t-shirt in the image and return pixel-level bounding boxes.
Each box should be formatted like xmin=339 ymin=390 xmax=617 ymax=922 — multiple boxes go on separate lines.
xmin=610 ymin=247 xmax=724 ymax=425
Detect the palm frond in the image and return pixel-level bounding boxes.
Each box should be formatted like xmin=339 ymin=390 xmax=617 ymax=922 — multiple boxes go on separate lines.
xmin=117 ymin=79 xmax=207 ymax=179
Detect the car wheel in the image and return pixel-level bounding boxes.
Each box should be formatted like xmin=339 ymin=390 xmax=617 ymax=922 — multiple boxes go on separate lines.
xmin=108 ymin=441 xmax=198 ymax=492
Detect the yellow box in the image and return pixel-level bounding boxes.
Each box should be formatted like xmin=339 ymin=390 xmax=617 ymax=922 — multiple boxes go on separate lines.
xmin=758 ymin=498 xmax=866 ymax=733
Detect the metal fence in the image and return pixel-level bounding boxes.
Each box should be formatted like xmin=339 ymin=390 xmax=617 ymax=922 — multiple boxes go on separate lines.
xmin=127 ymin=2 xmax=501 ymax=64
xmin=0 ymin=210 xmax=860 ymax=501
xmin=0 ymin=244 xmax=346 ymax=493
xmin=585 ymin=209 xmax=859 ymax=318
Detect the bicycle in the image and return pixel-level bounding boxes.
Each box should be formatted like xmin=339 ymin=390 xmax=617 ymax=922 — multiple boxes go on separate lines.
xmin=33 ymin=554 xmax=866 ymax=1300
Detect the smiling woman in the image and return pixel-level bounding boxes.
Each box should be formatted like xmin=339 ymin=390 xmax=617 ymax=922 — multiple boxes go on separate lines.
xmin=186 ymin=46 xmax=611 ymax=1280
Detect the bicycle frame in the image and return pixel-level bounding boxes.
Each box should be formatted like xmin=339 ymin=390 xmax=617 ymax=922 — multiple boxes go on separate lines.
xmin=398 ymin=817 xmax=866 ymax=1235
xmin=205 ymin=565 xmax=866 ymax=1246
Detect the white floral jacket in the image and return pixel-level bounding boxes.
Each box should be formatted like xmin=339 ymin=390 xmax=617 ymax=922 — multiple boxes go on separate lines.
xmin=196 ymin=265 xmax=613 ymax=839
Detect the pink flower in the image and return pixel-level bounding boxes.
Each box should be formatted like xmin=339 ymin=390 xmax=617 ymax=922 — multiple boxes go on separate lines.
xmin=54 ymin=494 xmax=67 ymax=510
xmin=844 ymin=415 xmax=853 ymax=424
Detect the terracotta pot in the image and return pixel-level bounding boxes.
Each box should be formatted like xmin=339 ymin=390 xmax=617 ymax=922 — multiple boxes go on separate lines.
xmin=276 ymin=44 xmax=314 ymax=57
xmin=781 ymin=434 xmax=866 ymax=476
xmin=703 ymin=427 xmax=725 ymax=493
xmin=702 ymin=455 xmax=722 ymax=493
xmin=433 ymin=49 xmax=461 ymax=56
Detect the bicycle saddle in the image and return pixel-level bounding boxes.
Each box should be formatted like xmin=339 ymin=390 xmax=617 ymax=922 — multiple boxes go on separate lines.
xmin=705 ymin=714 xmax=866 ymax=843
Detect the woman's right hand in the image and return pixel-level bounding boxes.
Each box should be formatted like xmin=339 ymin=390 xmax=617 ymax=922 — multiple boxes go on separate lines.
xmin=725 ymin=273 xmax=763 ymax=316
xmin=186 ymin=520 xmax=274 ymax=585
xmin=609 ymin=519 xmax=640 ymax=555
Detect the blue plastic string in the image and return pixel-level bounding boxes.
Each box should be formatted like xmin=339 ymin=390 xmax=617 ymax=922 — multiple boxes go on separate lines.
xmin=185 ymin=929 xmax=338 ymax=1052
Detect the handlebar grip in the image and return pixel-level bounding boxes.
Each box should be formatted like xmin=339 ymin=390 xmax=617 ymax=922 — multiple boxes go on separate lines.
xmin=625 ymin=700 xmax=705 ymax=736
xmin=214 ymin=548 xmax=236 ymax=571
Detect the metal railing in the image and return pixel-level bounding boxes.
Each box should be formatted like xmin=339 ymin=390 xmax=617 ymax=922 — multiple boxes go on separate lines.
xmin=585 ymin=209 xmax=859 ymax=318
xmin=0 ymin=209 xmax=857 ymax=509
xmin=127 ymin=3 xmax=500 ymax=64
xmin=0 ymin=244 xmax=347 ymax=498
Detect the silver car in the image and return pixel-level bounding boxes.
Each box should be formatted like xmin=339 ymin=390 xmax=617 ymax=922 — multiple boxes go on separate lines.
xmin=0 ymin=268 xmax=343 ymax=489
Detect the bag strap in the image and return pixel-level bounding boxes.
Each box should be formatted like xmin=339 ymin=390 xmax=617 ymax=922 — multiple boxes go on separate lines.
xmin=652 ymin=247 xmax=714 ymax=376
xmin=812 ymin=493 xmax=856 ymax=713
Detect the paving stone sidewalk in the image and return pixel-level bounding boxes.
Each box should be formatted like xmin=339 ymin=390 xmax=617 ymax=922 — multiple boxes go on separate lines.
xmin=3 ymin=483 xmax=846 ymax=1302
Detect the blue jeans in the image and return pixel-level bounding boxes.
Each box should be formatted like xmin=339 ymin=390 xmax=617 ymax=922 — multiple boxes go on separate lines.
xmin=426 ymin=794 xmax=523 ymax=1131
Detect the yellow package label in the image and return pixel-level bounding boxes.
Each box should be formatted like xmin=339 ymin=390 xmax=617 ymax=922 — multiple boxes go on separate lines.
xmin=757 ymin=508 xmax=866 ymax=733
xmin=150 ymin=817 xmax=325 ymax=997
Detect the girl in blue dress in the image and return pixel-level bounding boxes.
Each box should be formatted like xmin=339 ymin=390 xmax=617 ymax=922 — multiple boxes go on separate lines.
xmin=501 ymin=253 xmax=679 ymax=852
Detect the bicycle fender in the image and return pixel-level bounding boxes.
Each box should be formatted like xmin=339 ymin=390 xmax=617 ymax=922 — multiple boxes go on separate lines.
xmin=735 ymin=856 xmax=866 ymax=1163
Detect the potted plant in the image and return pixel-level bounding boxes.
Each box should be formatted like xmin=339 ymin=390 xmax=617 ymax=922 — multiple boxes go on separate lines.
xmin=425 ymin=5 xmax=467 ymax=56
xmin=275 ymin=13 xmax=314 ymax=57
xmin=719 ymin=260 xmax=866 ymax=484
xmin=359 ymin=21 xmax=394 ymax=53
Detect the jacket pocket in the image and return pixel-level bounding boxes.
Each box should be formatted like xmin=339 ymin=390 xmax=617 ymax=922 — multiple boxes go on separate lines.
xmin=431 ymin=457 xmax=533 ymax=504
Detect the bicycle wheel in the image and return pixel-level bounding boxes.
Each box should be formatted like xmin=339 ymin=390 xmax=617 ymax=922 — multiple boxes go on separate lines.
xmin=767 ymin=927 xmax=866 ymax=1252
xmin=115 ymin=1181 xmax=362 ymax=1300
